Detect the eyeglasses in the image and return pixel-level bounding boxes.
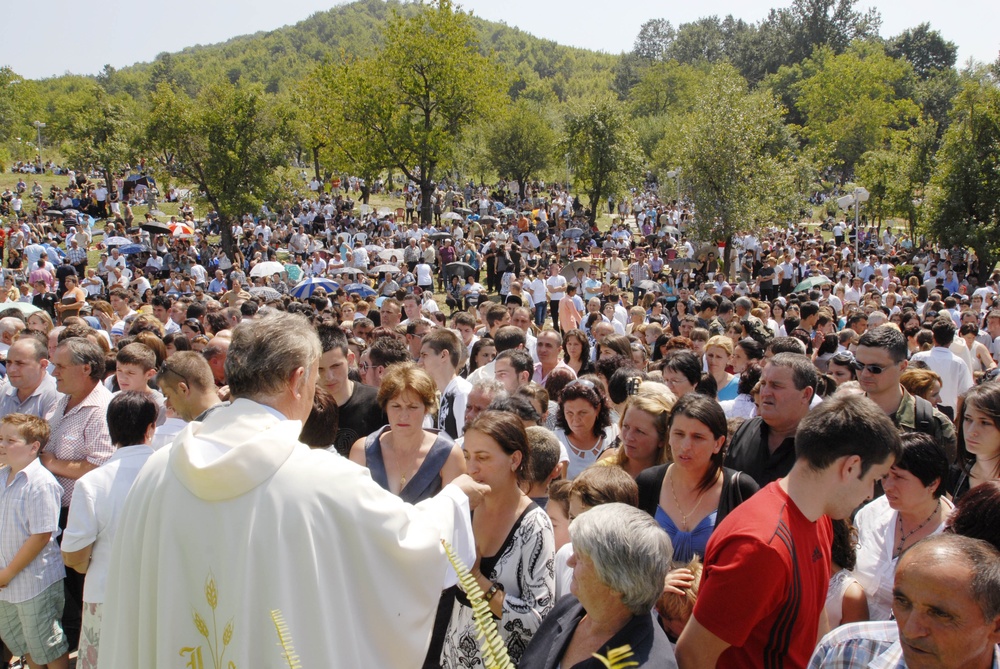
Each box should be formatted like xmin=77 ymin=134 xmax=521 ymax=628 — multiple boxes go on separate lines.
xmin=159 ymin=361 xmax=192 ymax=387
xmin=850 ymin=359 xmax=895 ymax=374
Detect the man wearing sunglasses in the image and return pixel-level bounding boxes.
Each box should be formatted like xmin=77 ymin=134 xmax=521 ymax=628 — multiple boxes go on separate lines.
xmin=855 ymin=326 xmax=956 ymax=461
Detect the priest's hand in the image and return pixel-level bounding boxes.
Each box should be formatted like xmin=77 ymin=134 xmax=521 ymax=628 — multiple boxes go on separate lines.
xmin=451 ymin=474 xmax=490 ymax=509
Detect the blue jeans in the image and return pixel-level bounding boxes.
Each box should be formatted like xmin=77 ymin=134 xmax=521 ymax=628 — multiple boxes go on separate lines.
xmin=534 ymin=301 xmax=547 ymax=327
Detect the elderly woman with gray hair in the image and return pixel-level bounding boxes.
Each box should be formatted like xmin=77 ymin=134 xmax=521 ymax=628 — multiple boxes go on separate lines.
xmin=518 ymin=503 xmax=678 ymax=669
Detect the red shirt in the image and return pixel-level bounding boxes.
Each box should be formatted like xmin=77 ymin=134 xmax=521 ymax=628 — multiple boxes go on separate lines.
xmin=693 ymin=481 xmax=832 ymax=669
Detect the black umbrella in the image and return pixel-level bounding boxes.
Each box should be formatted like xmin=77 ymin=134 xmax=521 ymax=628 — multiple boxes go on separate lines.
xmin=428 ymin=232 xmax=451 ymax=241
xmin=140 ymin=221 xmax=172 ymax=235
xmin=445 ymin=262 xmax=477 ymax=280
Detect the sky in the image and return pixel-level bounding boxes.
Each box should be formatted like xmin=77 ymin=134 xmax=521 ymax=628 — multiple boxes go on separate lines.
xmin=5 ymin=0 xmax=998 ymax=80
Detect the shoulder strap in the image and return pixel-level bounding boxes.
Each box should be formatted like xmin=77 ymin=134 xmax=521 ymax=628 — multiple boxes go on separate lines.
xmin=913 ymin=395 xmax=935 ymax=434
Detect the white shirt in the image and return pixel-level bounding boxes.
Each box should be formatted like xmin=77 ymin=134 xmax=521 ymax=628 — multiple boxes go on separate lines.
xmin=910 ymin=346 xmax=974 ymax=410
xmin=546 ymin=275 xmax=567 ymax=301
xmin=62 ymin=445 xmax=156 ymax=604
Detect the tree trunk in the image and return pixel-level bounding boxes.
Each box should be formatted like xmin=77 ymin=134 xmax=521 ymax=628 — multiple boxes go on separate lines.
xmin=420 ymin=179 xmax=434 ymax=226
xmin=588 ymin=186 xmax=602 ymax=226
xmin=722 ymin=233 xmax=733 ymax=280
xmin=312 ymin=146 xmax=322 ymax=184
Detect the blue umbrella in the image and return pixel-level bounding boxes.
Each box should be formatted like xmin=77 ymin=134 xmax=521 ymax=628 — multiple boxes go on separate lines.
xmin=120 ymin=243 xmax=149 ymax=255
xmin=562 ymin=228 xmax=585 ymax=239
xmin=343 ymin=283 xmax=376 ymax=298
xmin=290 ymin=277 xmax=340 ymax=299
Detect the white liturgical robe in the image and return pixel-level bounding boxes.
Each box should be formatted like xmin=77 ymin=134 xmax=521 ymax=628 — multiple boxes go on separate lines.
xmin=98 ymin=398 xmax=474 ymax=669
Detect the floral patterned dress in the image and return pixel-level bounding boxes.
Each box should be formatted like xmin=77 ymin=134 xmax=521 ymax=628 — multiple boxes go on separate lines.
xmin=440 ymin=504 xmax=555 ymax=668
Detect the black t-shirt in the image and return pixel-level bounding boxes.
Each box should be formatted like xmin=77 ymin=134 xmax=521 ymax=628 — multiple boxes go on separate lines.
xmin=333 ymin=382 xmax=385 ymax=457
xmin=723 ymin=416 xmax=796 ymax=488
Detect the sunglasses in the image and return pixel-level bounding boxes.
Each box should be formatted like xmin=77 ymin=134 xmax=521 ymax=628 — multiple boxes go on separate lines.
xmin=850 ymin=360 xmax=894 ymax=374
xmin=565 ymin=378 xmax=596 ymax=391
xmin=158 ymin=361 xmax=192 ymax=386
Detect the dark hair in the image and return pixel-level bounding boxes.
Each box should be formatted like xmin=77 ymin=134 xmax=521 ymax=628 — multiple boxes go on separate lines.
xmin=562 ymin=329 xmax=592 ymax=364
xmin=368 ymin=336 xmax=410 ymax=369
xmin=107 ymin=391 xmax=158 ymax=447
xmin=317 ymin=324 xmax=349 ymax=355
xmin=795 ymin=393 xmax=901 ymax=475
xmin=769 ymin=352 xmax=819 ymax=393
xmin=468 ymin=337 xmax=495 ymax=374
xmin=930 ymin=317 xmax=956 ymax=347
xmin=857 ymin=325 xmax=908 ymax=363
xmin=496 ymin=349 xmax=534 ymax=379
xmin=487 ymin=394 xmax=540 ymax=423
xmin=946 ymin=480 xmax=1000 ymax=551
xmin=831 ymin=519 xmax=859 ymax=570
xmin=465 ymin=410 xmax=531 ymax=481
xmin=737 ymin=361 xmax=763 ymax=396
xmin=557 ymin=379 xmax=613 ymax=437
xmin=663 ymin=350 xmax=701 ymax=386
xmin=608 ymin=368 xmax=647 ymax=405
xmin=493 ymin=325 xmax=527 ymax=352
xmin=957 ymin=382 xmax=1000 ymax=479
xmin=299 ymin=387 xmax=340 ymax=451
xmin=163 ymin=331 xmax=191 ymax=352
xmin=735 ymin=338 xmax=764 ymax=362
xmin=669 ymin=393 xmax=728 ymax=492
xmin=895 ymin=432 xmax=950 ymax=498
xmin=544 ymin=366 xmax=577 ymax=404
xmin=525 ymin=426 xmax=562 ymax=485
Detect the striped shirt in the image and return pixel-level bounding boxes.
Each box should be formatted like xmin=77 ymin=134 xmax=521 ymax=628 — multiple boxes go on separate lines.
xmin=46 ymin=383 xmax=114 ymax=507
xmin=0 ymin=373 xmax=60 ymax=421
xmin=0 ymin=459 xmax=65 ymax=603
xmin=809 ymin=620 xmax=1000 ymax=669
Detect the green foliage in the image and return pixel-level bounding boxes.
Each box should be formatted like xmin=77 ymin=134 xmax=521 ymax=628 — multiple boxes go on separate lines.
xmin=0 ymin=67 xmax=41 ymax=148
xmin=629 ymin=60 xmax=706 ymax=118
xmin=562 ymin=100 xmax=643 ymax=224
xmin=485 ymin=101 xmax=556 ymax=198
xmin=926 ymin=72 xmax=1000 ymax=279
xmin=144 ymin=82 xmax=290 ymax=254
xmin=791 ymin=43 xmax=921 ymax=178
xmin=657 ymin=63 xmax=806 ymax=275
xmin=312 ymin=0 xmax=505 ymax=223
xmin=856 ymin=120 xmax=937 ymax=235
xmin=61 ymin=87 xmax=140 ymax=190
xmin=886 ymin=23 xmax=958 ymax=80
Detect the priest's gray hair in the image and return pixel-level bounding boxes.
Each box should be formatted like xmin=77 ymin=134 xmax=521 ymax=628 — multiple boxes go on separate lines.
xmin=569 ymin=503 xmax=672 ymax=615
xmin=226 ymin=312 xmax=321 ymax=399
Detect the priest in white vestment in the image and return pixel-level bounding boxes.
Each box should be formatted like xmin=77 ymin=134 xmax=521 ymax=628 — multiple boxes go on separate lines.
xmin=98 ymin=313 xmax=483 ymax=669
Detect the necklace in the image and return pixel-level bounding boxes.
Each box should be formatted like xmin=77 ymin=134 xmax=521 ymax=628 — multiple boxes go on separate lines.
xmin=668 ymin=467 xmax=709 ymax=532
xmin=894 ymin=499 xmax=940 ymax=558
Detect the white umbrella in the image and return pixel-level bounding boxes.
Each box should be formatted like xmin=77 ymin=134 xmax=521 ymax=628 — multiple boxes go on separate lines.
xmin=377 ymin=249 xmax=404 ymax=262
xmin=441 ymin=212 xmax=463 ymax=221
xmin=249 ymin=261 xmax=286 ymax=278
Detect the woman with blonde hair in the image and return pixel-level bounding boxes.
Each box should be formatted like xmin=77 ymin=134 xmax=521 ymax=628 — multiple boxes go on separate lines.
xmin=349 ymin=362 xmax=466 ymax=503
xmin=705 ymin=335 xmax=738 ymax=401
xmin=598 ymin=392 xmax=675 ymax=478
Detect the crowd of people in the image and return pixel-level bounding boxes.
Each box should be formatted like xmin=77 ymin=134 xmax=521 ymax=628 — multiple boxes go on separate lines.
xmin=0 ymin=171 xmax=998 ymax=669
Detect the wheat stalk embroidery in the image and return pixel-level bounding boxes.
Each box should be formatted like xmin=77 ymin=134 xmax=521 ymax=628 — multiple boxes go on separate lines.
xmin=593 ymin=644 xmax=638 ymax=669
xmin=442 ymin=540 xmax=514 ymax=669
xmin=190 ymin=572 xmax=235 ymax=669
xmin=271 ymin=609 xmax=302 ymax=669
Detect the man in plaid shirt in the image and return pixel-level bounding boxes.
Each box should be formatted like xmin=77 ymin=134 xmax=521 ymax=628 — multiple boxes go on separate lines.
xmin=64 ymin=239 xmax=88 ymax=279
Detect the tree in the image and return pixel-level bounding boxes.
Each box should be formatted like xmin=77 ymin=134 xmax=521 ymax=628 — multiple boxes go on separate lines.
xmin=856 ymin=120 xmax=937 ymax=238
xmin=63 ymin=86 xmax=138 ymax=194
xmin=144 ymin=82 xmax=290 ymax=255
xmin=562 ymin=100 xmax=643 ymax=224
xmin=313 ymin=0 xmax=505 ymax=224
xmin=926 ymin=73 xmax=1000 ymax=281
xmin=656 ymin=63 xmax=806 ymax=278
xmin=485 ymin=101 xmax=555 ymax=200
xmin=632 ymin=19 xmax=675 ymax=62
xmin=793 ymin=43 xmax=920 ymax=179
xmin=757 ymin=0 xmax=880 ymax=73
xmin=886 ymin=23 xmax=957 ymax=80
